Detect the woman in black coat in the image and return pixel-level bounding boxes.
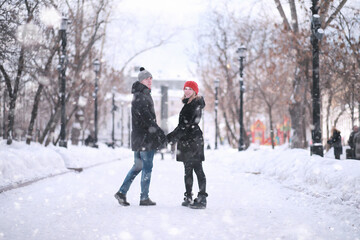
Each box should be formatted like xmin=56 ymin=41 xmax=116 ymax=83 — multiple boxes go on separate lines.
xmin=167 ymin=81 xmax=207 ymax=209
xmin=327 ymin=127 xmax=342 ymax=160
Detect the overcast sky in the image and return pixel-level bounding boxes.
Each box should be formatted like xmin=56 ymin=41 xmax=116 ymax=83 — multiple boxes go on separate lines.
xmin=104 ymin=0 xmax=359 ymax=80
xmin=104 ymin=0 xmax=260 ymax=80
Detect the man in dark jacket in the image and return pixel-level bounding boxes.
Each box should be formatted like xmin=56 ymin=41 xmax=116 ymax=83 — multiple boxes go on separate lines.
xmin=114 ymin=67 xmax=165 ymax=206
xmin=348 ymin=126 xmax=359 ymax=159
xmin=348 ymin=126 xmax=358 ymax=150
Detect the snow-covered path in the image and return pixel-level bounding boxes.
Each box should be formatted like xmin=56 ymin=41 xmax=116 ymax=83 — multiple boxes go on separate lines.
xmin=0 ymin=149 xmax=359 ymax=240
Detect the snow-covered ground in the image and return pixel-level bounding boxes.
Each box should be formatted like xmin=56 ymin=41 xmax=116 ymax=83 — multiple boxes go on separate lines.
xmin=0 ymin=140 xmax=359 ymax=239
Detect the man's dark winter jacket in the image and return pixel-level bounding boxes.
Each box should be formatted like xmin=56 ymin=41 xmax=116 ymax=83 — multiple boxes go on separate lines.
xmin=348 ymin=130 xmax=359 ymax=149
xmin=131 ymin=81 xmax=165 ymax=151
xmin=167 ymin=96 xmax=206 ymax=162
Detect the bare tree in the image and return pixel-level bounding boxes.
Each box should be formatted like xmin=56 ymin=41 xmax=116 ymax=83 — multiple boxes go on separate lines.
xmin=248 ymin=44 xmax=292 ymax=149
xmin=336 ymin=9 xmax=360 ymax=127
xmin=273 ymin=0 xmax=348 ymax=149
xmin=194 ymin=3 xmax=290 ymax=148
xmin=0 ymin=0 xmax=39 ymax=144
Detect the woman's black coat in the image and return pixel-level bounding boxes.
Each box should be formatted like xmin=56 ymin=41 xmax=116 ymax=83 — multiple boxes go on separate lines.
xmin=131 ymin=81 xmax=165 ymax=151
xmin=167 ymin=96 xmax=206 ymax=162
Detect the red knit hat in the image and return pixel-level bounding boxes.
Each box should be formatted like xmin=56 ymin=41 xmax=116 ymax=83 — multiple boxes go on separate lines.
xmin=183 ymin=81 xmax=199 ymax=95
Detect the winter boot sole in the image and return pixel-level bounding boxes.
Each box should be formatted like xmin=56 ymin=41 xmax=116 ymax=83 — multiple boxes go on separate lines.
xmin=139 ymin=199 xmax=156 ymax=206
xmin=189 ymin=204 xmax=206 ymax=209
xmin=181 ymin=202 xmax=191 ymax=207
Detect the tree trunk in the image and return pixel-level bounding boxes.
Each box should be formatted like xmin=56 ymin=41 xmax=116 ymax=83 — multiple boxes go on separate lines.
xmin=6 ymin=96 xmax=16 ymax=144
xmin=39 ymin=100 xmax=61 ymax=144
xmin=334 ymin=108 xmax=346 ymax=127
xmin=243 ymin=128 xmax=250 ymax=149
xmin=350 ymin=81 xmax=355 ymax=128
xmin=268 ymin=106 xmax=275 ymax=149
xmin=325 ymin=94 xmax=332 ymax=142
xmin=2 ymin=90 xmax=7 ymax=139
xmin=289 ymin=101 xmax=306 ymax=148
xmin=223 ymin=111 xmax=238 ymax=148
xmin=71 ymin=125 xmax=81 ymax=145
xmin=0 ymin=83 xmax=2 ymax=137
xmin=26 ymin=84 xmax=43 ymax=144
xmin=45 ymin=111 xmax=61 ymax=146
xmin=288 ymin=64 xmax=308 ymax=149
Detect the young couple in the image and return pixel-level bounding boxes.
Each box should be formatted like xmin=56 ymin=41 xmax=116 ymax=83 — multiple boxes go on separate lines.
xmin=114 ymin=67 xmax=208 ymax=209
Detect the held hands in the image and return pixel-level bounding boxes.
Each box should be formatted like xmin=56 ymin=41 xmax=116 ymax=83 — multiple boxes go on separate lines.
xmin=166 ymin=134 xmax=174 ymax=146
xmin=156 ymin=133 xmax=174 ymax=151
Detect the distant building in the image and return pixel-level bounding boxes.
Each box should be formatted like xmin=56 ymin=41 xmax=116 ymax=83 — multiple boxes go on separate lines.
xmin=124 ymin=73 xmax=186 ymax=125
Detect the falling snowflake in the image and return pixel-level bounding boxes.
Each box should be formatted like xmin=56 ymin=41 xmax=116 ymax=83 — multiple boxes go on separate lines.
xmin=16 ymin=23 xmax=42 ymax=46
xmin=39 ymin=7 xmax=61 ymax=28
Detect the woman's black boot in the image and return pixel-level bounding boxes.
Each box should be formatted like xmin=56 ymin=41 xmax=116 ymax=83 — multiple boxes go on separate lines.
xmin=181 ymin=192 xmax=193 ymax=207
xmin=190 ymin=193 xmax=208 ymax=209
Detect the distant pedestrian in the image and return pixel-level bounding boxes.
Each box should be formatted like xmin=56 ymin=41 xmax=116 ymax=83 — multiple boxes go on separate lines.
xmin=348 ymin=125 xmax=358 ymax=150
xmin=114 ymin=67 xmax=166 ymax=206
xmin=347 ymin=125 xmax=359 ymax=159
xmin=167 ymin=81 xmax=208 ymax=209
xmin=327 ymin=127 xmax=342 ymax=160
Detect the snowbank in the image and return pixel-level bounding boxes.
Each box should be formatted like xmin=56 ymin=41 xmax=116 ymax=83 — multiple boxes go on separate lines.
xmin=0 ymin=140 xmax=132 ymax=190
xmin=221 ymin=144 xmax=360 ymax=208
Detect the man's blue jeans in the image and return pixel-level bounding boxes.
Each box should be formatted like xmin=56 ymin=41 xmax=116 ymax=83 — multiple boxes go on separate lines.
xmin=119 ymin=150 xmax=155 ymax=200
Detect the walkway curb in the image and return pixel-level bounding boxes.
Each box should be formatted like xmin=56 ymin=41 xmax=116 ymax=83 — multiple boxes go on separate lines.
xmin=0 ymin=158 xmax=121 ymax=193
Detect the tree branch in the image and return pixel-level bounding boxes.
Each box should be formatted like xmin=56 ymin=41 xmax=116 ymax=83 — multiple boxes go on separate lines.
xmin=274 ymin=0 xmax=291 ymax=31
xmin=324 ymin=0 xmax=348 ymax=29
xmin=319 ymin=0 xmax=331 ymax=26
xmin=0 ymin=64 xmax=13 ymax=98
xmin=119 ymin=35 xmax=174 ymax=75
xmin=289 ymin=0 xmax=299 ymax=33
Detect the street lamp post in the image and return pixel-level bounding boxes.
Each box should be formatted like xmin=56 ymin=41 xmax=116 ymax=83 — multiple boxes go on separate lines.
xmin=310 ymin=0 xmax=324 ymax=157
xmin=237 ymin=45 xmax=246 ymax=151
xmin=93 ymin=59 xmax=100 ymax=146
xmin=59 ymin=16 xmax=68 ymax=148
xmin=214 ymin=78 xmax=220 ymax=150
xmin=111 ymin=87 xmax=118 ymax=148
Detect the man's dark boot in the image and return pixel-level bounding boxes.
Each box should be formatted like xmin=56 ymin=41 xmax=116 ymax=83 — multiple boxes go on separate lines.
xmin=190 ymin=193 xmax=207 ymax=209
xmin=139 ymin=198 xmax=156 ymax=206
xmin=181 ymin=192 xmax=193 ymax=207
xmin=114 ymin=192 xmax=130 ymax=206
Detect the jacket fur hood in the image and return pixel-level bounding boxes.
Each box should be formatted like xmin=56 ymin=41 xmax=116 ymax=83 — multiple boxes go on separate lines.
xmin=183 ymin=95 xmax=206 ymax=109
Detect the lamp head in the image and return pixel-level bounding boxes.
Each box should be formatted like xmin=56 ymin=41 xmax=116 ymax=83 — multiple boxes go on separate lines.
xmin=214 ymin=78 xmax=220 ymax=88
xmin=311 ymin=14 xmax=321 ymax=28
xmin=60 ymin=16 xmax=68 ymax=30
xmin=237 ymin=45 xmax=247 ymax=58
xmin=93 ymin=59 xmax=100 ymax=73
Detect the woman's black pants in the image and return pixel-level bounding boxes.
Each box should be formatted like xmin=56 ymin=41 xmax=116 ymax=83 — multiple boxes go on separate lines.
xmin=183 ymin=161 xmax=206 ymax=196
